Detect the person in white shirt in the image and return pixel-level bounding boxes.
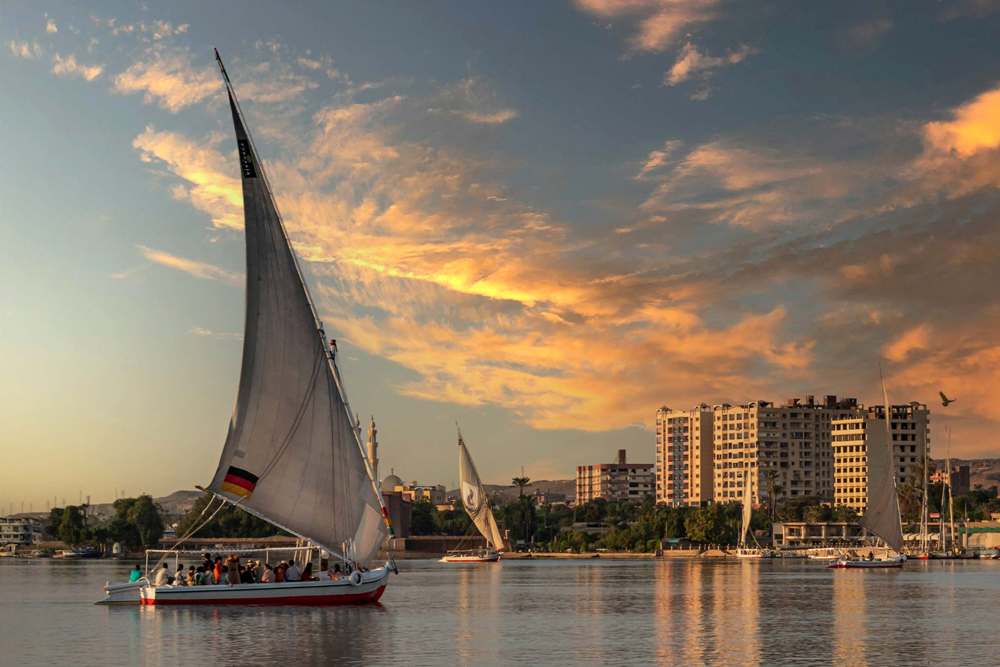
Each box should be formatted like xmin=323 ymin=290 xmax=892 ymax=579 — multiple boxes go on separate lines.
xmin=154 ymin=563 xmax=170 ymax=587
xmin=173 ymin=564 xmax=187 ymax=586
xmin=285 ymin=559 xmax=301 ymax=582
xmin=260 ymin=563 xmax=274 ymax=583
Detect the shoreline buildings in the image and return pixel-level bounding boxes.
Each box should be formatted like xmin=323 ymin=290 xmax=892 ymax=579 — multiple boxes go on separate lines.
xmin=576 ymin=450 xmax=654 ymax=504
xmin=652 ymin=396 xmax=931 ymax=513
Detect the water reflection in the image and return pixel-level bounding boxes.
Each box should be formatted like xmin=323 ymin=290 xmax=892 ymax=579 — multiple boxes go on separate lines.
xmin=832 ymin=570 xmax=868 ymax=667
xmin=4 ymin=559 xmax=1000 ymax=666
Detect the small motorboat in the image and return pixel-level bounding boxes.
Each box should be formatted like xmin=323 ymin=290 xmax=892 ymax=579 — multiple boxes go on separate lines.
xmin=440 ymin=548 xmax=501 ymax=563
xmin=828 ymin=554 xmax=905 ymax=569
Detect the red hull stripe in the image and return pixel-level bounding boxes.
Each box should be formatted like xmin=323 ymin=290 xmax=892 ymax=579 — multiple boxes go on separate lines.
xmin=141 ymin=585 xmax=385 ymax=606
xmin=223 ymin=474 xmax=256 ymax=491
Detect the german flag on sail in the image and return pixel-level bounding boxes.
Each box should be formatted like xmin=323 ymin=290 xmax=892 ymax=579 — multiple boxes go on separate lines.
xmin=221 ymin=466 xmax=258 ymax=498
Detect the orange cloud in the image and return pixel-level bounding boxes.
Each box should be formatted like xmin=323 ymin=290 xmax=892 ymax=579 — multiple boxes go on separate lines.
xmin=132 ymin=127 xmax=243 ymax=230
xmin=924 ymin=84 xmax=1000 ymax=157
xmin=52 ymin=53 xmax=104 ymax=81
xmin=137 ymin=245 xmax=242 ymax=285
xmin=114 ymin=48 xmax=220 ymax=112
xmin=575 ymin=0 xmax=720 ymax=52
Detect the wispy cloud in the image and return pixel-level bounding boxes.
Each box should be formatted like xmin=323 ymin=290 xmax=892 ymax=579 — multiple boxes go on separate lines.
xmin=114 ymin=47 xmax=219 ymax=112
xmin=45 ymin=18 xmax=58 ymax=34
xmin=575 ymin=0 xmax=720 ymax=52
xmin=456 ymin=109 xmax=519 ymax=125
xmin=665 ymin=42 xmax=756 ymax=89
xmin=8 ymin=40 xmax=42 ymax=60
xmin=132 ymin=126 xmax=243 ymax=230
xmin=189 ymin=326 xmax=242 ymax=340
xmin=137 ymin=245 xmax=242 ymax=285
xmin=51 ymin=53 xmax=104 ymax=81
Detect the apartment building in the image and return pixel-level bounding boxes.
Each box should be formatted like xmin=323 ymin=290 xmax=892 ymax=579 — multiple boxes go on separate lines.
xmin=655 ymin=405 xmax=713 ymax=507
xmin=831 ymin=403 xmax=930 ymax=512
xmin=712 ymin=396 xmax=862 ymax=506
xmin=0 ymin=517 xmax=42 ymax=545
xmin=576 ymin=449 xmax=654 ymax=504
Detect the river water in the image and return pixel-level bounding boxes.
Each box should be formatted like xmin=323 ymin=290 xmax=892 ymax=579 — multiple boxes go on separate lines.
xmin=1 ymin=558 xmax=996 ymax=666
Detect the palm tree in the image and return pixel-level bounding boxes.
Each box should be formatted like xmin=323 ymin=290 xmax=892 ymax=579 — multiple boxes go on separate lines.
xmin=512 ymin=476 xmax=531 ymax=497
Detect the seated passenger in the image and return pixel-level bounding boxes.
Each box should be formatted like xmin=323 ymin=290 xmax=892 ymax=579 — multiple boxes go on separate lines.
xmin=194 ymin=566 xmax=207 ymax=585
xmin=213 ymin=557 xmax=223 ymax=584
xmin=328 ymin=563 xmax=343 ymax=580
xmin=227 ymin=557 xmax=241 ymax=585
xmin=129 ymin=564 xmax=143 ymax=583
xmin=154 ymin=562 xmax=169 ymax=587
xmin=285 ymin=560 xmax=301 ymax=582
xmin=174 ymin=564 xmax=187 ymax=586
xmin=300 ymin=562 xmax=315 ymax=581
xmin=186 ymin=566 xmax=196 ymax=586
xmin=275 ymin=563 xmax=286 ymax=583
xmin=260 ymin=563 xmax=274 ymax=583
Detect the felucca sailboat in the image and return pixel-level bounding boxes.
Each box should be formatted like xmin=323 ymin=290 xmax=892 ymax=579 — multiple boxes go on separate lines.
xmin=102 ymin=51 xmax=395 ymax=605
xmin=736 ymin=468 xmax=771 ymax=558
xmin=830 ymin=372 xmax=905 ymax=569
xmin=441 ymin=429 xmax=505 ymax=563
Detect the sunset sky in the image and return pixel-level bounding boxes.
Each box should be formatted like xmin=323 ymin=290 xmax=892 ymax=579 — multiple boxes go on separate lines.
xmin=4 ymin=1 xmax=1000 ymax=511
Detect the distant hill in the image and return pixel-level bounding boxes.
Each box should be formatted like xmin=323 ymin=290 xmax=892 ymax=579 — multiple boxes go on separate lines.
xmin=449 ymin=479 xmax=575 ymax=503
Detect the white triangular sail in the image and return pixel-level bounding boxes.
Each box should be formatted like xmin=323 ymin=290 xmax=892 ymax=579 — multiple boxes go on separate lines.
xmin=458 ymin=432 xmax=505 ymax=550
xmin=863 ymin=374 xmax=904 ymax=553
xmin=740 ymin=468 xmax=753 ymax=548
xmin=206 ymin=52 xmax=386 ymax=565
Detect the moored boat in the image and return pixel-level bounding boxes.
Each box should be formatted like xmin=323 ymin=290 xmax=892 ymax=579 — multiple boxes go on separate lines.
xmin=735 ymin=468 xmax=772 ymax=559
xmin=829 ymin=372 xmax=906 ymax=570
xmin=440 ymin=429 xmax=506 ymax=564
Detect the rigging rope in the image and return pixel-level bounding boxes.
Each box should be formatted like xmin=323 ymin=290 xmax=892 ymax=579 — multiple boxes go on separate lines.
xmin=144 ymin=496 xmax=227 ymax=576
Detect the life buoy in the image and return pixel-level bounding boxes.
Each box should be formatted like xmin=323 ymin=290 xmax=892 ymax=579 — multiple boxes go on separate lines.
xmin=349 ymin=570 xmax=363 ymax=586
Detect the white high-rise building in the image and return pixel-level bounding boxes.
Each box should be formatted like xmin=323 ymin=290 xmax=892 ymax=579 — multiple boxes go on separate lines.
xmin=655 ymin=405 xmax=713 ymax=507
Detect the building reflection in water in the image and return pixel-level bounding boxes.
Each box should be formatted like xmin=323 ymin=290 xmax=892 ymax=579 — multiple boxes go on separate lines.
xmin=832 ymin=570 xmax=868 ymax=667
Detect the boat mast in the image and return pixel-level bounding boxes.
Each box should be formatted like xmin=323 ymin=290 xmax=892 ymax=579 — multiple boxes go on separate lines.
xmin=212 ymin=49 xmax=393 ymax=549
xmin=947 ymin=427 xmax=956 ymax=553
xmin=920 ymin=423 xmax=929 ymax=554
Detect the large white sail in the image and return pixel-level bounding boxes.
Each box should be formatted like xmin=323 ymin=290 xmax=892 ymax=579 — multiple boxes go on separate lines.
xmin=862 ymin=377 xmax=904 ymax=552
xmin=458 ymin=432 xmax=505 ymax=550
xmin=207 ymin=53 xmax=386 ymax=565
xmin=740 ymin=468 xmax=753 ymax=548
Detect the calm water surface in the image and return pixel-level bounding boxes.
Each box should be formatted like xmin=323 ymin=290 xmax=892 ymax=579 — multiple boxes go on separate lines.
xmin=1 ymin=558 xmax=997 ymax=666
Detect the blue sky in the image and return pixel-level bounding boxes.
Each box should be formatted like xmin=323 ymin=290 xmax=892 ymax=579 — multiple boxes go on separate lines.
xmin=3 ymin=1 xmax=1000 ymax=511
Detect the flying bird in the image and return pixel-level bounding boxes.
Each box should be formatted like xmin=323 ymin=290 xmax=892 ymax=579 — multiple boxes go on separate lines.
xmin=939 ymin=391 xmax=956 ymax=407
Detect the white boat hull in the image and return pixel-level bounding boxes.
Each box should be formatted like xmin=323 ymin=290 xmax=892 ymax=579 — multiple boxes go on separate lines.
xmin=828 ymin=556 xmax=905 ymax=569
xmin=736 ymin=547 xmax=772 ymax=559
xmin=440 ymin=550 xmax=501 ymax=563
xmin=124 ymin=568 xmax=390 ymax=606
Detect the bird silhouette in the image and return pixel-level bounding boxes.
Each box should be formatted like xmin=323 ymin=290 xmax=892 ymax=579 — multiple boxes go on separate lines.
xmin=939 ymin=391 xmax=956 ymax=407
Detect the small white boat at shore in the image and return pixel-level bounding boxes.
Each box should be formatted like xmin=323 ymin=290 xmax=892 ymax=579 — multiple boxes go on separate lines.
xmin=440 ymin=549 xmax=501 ymax=563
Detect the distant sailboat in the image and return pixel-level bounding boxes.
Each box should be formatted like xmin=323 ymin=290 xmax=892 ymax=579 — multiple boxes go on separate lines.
xmin=736 ymin=468 xmax=771 ymax=559
xmin=102 ymin=50 xmax=395 ymax=605
xmin=441 ymin=429 xmax=505 ymax=563
xmin=830 ymin=370 xmax=905 ymax=569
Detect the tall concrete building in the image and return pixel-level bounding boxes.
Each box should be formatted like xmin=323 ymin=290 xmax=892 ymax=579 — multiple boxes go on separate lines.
xmin=576 ymin=449 xmax=654 ymax=504
xmin=832 ymin=403 xmax=930 ymax=512
xmin=712 ymin=396 xmax=862 ymax=506
xmin=655 ymin=405 xmax=714 ymax=507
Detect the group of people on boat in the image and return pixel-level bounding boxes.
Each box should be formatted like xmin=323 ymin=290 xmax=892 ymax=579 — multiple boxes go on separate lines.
xmin=132 ymin=552 xmax=352 ymax=587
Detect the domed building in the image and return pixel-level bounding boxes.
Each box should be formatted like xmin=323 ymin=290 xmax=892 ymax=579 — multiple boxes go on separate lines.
xmin=380 ymin=472 xmax=403 ymax=494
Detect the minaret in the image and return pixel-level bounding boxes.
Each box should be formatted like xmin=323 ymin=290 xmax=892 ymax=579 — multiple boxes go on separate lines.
xmin=367 ymin=416 xmax=379 ymax=485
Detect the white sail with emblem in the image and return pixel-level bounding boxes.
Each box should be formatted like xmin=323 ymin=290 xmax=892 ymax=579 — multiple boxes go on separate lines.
xmin=458 ymin=431 xmax=505 ymax=550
